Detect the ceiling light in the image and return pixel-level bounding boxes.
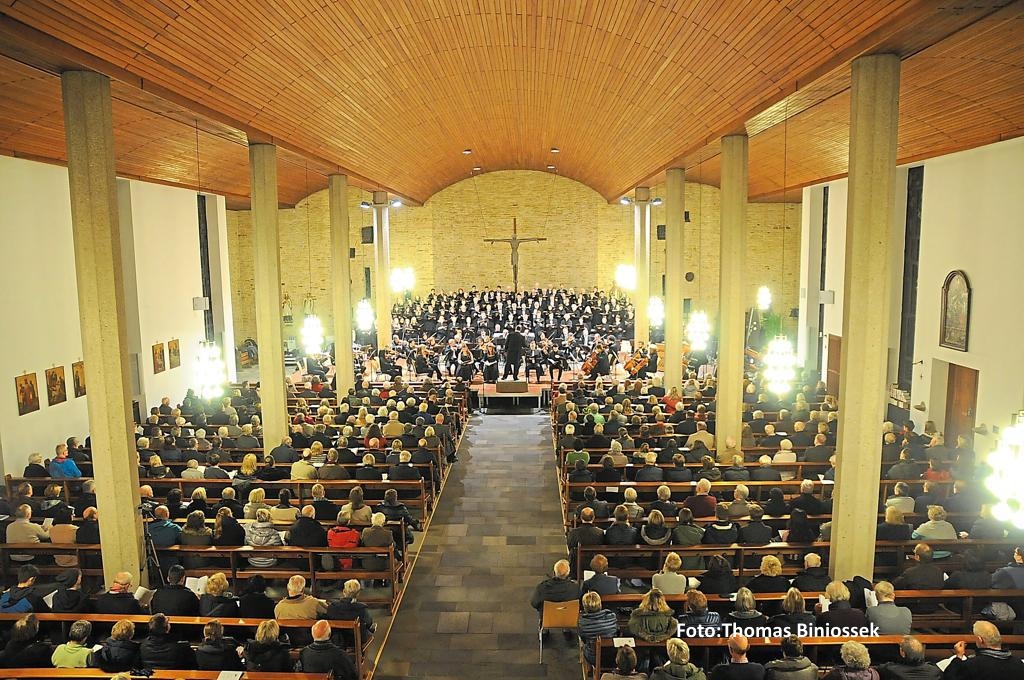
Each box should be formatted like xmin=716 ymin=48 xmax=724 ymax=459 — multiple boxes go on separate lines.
xmin=356 ymin=300 xmax=375 ymax=332
xmin=462 ymin=148 xmax=472 ymax=155
xmin=619 ymin=197 xmax=632 ymax=206
xmin=546 ymin=164 xmax=555 ymax=170
xmin=472 ymin=166 xmax=482 ymax=172
xmin=615 ymin=264 xmax=637 ymax=291
xmin=550 ymin=147 xmax=560 ymax=153
xmin=359 ymin=200 xmax=372 ymax=210
xmin=390 ymin=198 xmax=402 ymax=208
xmin=651 ymin=197 xmax=664 ymax=206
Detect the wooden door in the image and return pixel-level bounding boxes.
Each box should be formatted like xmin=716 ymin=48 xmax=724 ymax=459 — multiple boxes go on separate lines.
xmin=826 ymin=334 xmax=842 ymax=396
xmin=944 ymin=364 xmax=978 ymax=445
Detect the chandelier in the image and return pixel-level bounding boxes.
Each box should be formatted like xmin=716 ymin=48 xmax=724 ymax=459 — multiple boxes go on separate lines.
xmin=194 ymin=342 xmax=227 ymax=400
xmin=987 ymin=424 xmax=1024 ymax=527
xmin=762 ymin=336 xmax=797 ymax=395
xmin=687 ymin=311 xmax=711 ymax=351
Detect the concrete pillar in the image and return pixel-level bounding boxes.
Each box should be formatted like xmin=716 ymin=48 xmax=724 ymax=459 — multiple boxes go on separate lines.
xmin=329 ymin=175 xmax=355 ymax=391
xmin=831 ymin=53 xmax=901 ymax=582
xmin=633 ymin=187 xmax=651 ymax=347
xmin=716 ymin=134 xmax=748 ymax=449
xmin=797 ymin=187 xmax=825 ymax=372
xmin=663 ymin=168 xmax=686 ymax=391
xmin=61 ymin=71 xmax=144 ymax=586
xmin=372 ymin=191 xmax=393 ymax=349
xmin=248 ymin=143 xmax=287 ymax=448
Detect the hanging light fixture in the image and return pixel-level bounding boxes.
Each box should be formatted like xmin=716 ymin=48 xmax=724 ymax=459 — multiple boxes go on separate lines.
xmin=390 ymin=267 xmax=415 ymax=294
xmin=194 ymin=342 xmax=227 ymax=400
xmin=356 ymin=299 xmax=375 ymax=331
xmin=687 ymin=311 xmax=712 ymax=352
xmin=648 ymin=296 xmax=665 ymax=328
xmin=987 ymin=423 xmax=1024 ymax=527
xmin=615 ymin=264 xmax=637 ymax=291
xmin=762 ymin=337 xmax=797 ymax=395
xmin=757 ymin=285 xmax=773 ymax=310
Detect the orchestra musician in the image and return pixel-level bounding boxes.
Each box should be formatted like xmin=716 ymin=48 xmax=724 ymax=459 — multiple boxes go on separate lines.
xmin=414 ymin=346 xmax=442 ymax=380
xmin=525 ymin=341 xmax=546 ymax=384
xmin=586 ymin=343 xmax=613 ymax=379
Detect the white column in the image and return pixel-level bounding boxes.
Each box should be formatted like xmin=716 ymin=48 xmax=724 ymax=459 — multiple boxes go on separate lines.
xmin=61 ymin=70 xmax=144 ymax=586
xmin=248 ymin=143 xmax=287 ymax=447
xmin=633 ymin=187 xmax=651 ymax=347
xmin=372 ymin=191 xmax=393 ymax=349
xmin=329 ymin=175 xmax=355 ymax=391
xmin=831 ymin=53 xmax=901 ymax=582
xmin=716 ymin=134 xmax=748 ymax=449
xmin=663 ymin=168 xmax=686 ymax=391
xmin=797 ymin=186 xmax=825 ymax=371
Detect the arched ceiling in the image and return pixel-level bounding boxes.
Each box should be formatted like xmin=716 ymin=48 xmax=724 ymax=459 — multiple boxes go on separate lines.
xmin=0 ymin=0 xmax=1021 ymax=208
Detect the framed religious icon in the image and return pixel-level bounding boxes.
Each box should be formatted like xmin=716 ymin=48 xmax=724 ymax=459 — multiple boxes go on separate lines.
xmin=45 ymin=366 xmax=67 ymax=406
xmin=940 ymin=270 xmax=971 ymax=351
xmin=168 ymin=339 xmax=181 ymax=369
xmin=15 ymin=373 xmax=40 ymax=416
xmin=153 ymin=342 xmax=166 ymax=374
xmin=72 ymin=361 xmax=86 ymax=398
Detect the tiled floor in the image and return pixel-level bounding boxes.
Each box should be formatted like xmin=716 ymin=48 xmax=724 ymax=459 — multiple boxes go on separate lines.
xmin=372 ymin=410 xmax=581 ymax=679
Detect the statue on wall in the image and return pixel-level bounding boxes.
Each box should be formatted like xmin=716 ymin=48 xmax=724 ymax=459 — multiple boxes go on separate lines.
xmin=483 ymin=218 xmax=547 ymax=293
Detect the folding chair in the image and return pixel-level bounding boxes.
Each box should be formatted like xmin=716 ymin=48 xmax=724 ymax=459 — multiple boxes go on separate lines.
xmin=538 ymin=599 xmax=580 ymax=663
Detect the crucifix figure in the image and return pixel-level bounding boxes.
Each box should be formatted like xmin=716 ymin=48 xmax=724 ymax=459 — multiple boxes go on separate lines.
xmin=484 ymin=218 xmax=547 ymax=293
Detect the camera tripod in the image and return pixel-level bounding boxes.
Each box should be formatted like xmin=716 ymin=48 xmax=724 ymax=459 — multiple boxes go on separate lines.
xmin=139 ymin=506 xmax=166 ymax=587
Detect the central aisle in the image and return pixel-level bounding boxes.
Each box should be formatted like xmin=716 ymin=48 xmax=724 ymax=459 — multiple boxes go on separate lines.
xmin=373 ymin=412 xmax=580 ymax=679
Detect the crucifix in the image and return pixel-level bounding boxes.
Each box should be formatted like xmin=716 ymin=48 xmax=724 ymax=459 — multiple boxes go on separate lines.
xmin=483 ymin=218 xmax=547 ymax=293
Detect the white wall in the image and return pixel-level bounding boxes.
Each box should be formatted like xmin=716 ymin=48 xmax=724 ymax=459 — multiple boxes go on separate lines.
xmin=910 ymin=137 xmax=1024 ymax=447
xmin=0 ymin=158 xmax=90 ymax=474
xmin=801 ymin=136 xmax=1024 ymax=451
xmin=120 ymin=180 xmax=207 ymax=412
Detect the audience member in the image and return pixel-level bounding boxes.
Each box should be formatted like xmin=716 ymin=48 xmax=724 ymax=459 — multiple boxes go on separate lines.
xmin=866 ymin=581 xmax=912 ymax=635
xmin=96 ymin=572 xmax=143 ymax=615
xmin=195 ymin=619 xmax=243 ymax=671
xmin=578 ymin=591 xmax=618 ymax=667
xmin=709 ymin=633 xmax=765 ymax=680
xmin=650 ymin=638 xmax=707 ymax=680
xmin=139 ymin=613 xmax=196 ymax=670
xmin=822 ymin=641 xmax=877 ymax=680
xmin=875 ymin=635 xmax=941 ymax=680
xmin=0 ymin=613 xmax=51 ymax=668
xmin=90 ymin=619 xmax=140 ymax=672
xmin=199 ymin=572 xmax=239 ymax=617
xmin=326 ymin=579 xmax=376 ymax=641
xmin=243 ymin=620 xmax=290 ymax=672
xmin=50 ymin=619 xmax=92 ymax=668
xmin=764 ymin=635 xmax=819 ymax=680
xmin=583 ymin=554 xmax=621 ymax=595
xmin=298 ymin=620 xmax=358 ymax=680
xmin=150 ymin=564 xmax=199 ymax=616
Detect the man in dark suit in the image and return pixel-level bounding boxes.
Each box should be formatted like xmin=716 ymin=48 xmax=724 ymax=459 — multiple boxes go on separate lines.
xmin=748 ymin=410 xmax=768 ymax=434
xmin=581 ymin=554 xmax=620 ymax=595
xmin=760 ymin=423 xmax=783 ymax=449
xmin=893 ymin=543 xmax=944 ymax=613
xmin=788 ymin=420 xmax=814 ymax=447
xmin=802 ymin=434 xmax=834 ymax=463
xmin=792 ymin=553 xmax=831 ymax=592
xmin=389 ymin=452 xmax=423 ymax=482
xmin=96 ymin=572 xmax=144 ymax=614
xmin=750 ymin=455 xmax=783 ymax=482
xmin=150 ymin=565 xmax=199 ymax=616
xmin=881 ymin=432 xmax=902 ymax=462
xmin=634 ymin=452 xmax=664 ymax=482
xmin=567 ymin=508 xmax=605 ymax=574
xmin=502 ymin=325 xmax=526 ymax=379
xmin=270 ymin=436 xmax=298 ymax=463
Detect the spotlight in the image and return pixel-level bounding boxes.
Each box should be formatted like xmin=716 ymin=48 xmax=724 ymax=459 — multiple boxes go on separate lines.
xmin=762 ymin=337 xmax=797 ymax=395
xmin=757 ymin=286 xmax=772 ymax=311
xmin=687 ymin=311 xmax=711 ymax=352
xmin=648 ymin=297 xmax=665 ymax=328
xmin=472 ymin=166 xmax=482 ymax=172
xmin=546 ymin=164 xmax=555 ymax=170
xmin=550 ymin=147 xmax=560 ymax=153
xmin=390 ymin=198 xmax=402 ymax=208
xmin=615 ymin=264 xmax=637 ymax=291
xmin=359 ymin=200 xmax=372 ymax=210
xmin=355 ymin=300 xmax=375 ymax=331
xmin=619 ymin=197 xmax=632 ymax=206
xmin=651 ymin=197 xmax=664 ymax=206
xmin=462 ymin=148 xmax=472 ymax=155
xmin=193 ymin=342 xmax=227 ymax=400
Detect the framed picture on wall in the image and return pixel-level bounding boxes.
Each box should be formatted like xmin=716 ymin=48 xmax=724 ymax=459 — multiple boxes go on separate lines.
xmin=45 ymin=366 xmax=67 ymax=406
xmin=940 ymin=270 xmax=971 ymax=352
xmin=72 ymin=361 xmax=86 ymax=398
xmin=153 ymin=342 xmax=166 ymax=374
xmin=15 ymin=373 xmax=40 ymax=416
xmin=168 ymin=339 xmax=181 ymax=369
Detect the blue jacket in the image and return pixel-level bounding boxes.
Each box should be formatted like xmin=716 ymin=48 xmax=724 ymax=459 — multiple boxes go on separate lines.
xmin=148 ymin=520 xmax=182 ymax=548
xmin=48 ymin=458 xmax=82 ymax=478
xmin=0 ymin=587 xmax=35 ymax=613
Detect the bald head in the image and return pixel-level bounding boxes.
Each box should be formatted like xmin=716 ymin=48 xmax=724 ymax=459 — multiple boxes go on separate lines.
xmin=311 ymin=619 xmax=331 ymax=642
xmin=728 ymin=634 xmax=749 ymax=658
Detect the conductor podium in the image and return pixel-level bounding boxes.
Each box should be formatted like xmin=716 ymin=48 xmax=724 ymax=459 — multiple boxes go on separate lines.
xmin=496 ymin=380 xmax=529 ymax=393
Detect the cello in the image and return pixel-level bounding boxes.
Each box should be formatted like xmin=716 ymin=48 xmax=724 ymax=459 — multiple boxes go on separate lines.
xmin=581 ymin=350 xmax=599 ymax=376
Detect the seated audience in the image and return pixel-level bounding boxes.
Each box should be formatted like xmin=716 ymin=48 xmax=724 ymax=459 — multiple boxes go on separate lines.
xmin=893 ymin=544 xmax=944 ymax=613
xmin=912 ymin=506 xmax=957 ymax=558
xmin=243 ymin=620 xmax=291 ymax=672
xmin=679 ymin=589 xmax=721 ymax=631
xmin=327 ymin=579 xmax=377 ymax=641
xmin=650 ymin=638 xmax=706 ymax=680
xmin=0 ymin=613 xmax=51 ymax=668
xmin=298 ymin=620 xmax=359 ymax=680
xmin=275 ymin=574 xmax=327 ymax=619
xmin=0 ymin=565 xmax=44 ymax=613
xmin=238 ymin=575 xmax=276 ymax=620
xmin=600 ymin=644 xmax=647 ymax=680
xmin=5 ymin=505 xmax=49 ymax=565
xmin=244 ymin=508 xmax=284 ymax=567
xmin=738 ymin=505 xmax=774 ymax=545
xmin=270 ymin=488 xmax=300 ymax=523
xmin=628 ymin=588 xmax=678 ymax=643
xmin=49 ymin=568 xmax=88 ymax=613
xmin=530 ymin=559 xmax=580 ymax=614
xmin=140 ymin=612 xmax=195 ymax=670
xmin=96 ymin=572 xmax=143 ymax=615
xmin=195 ymin=619 xmax=243 ymax=671
xmin=699 ymin=554 xmax=738 ymax=596
xmin=764 ymin=635 xmax=819 ymax=680
xmin=642 ymin=509 xmax=671 ymax=546
xmin=578 ymin=591 xmax=618 ymax=668
xmin=339 ymin=486 xmax=373 ymax=525
xmin=150 ymin=564 xmax=199 ymax=616
xmin=703 ymin=504 xmax=738 ymax=545
xmin=770 ymin=588 xmax=815 ymax=630
xmin=817 ymin=581 xmax=868 ymax=629
xmin=51 ymin=619 xmax=92 ymax=668
xmin=746 ymin=555 xmax=791 ymax=594
xmin=90 ymin=619 xmax=140 ymax=672
xmin=200 ymin=572 xmax=239 ymax=617
xmin=866 ymin=581 xmax=912 ymax=635
xmin=652 ymin=552 xmax=690 ymax=595
xmin=727 ymin=587 xmax=768 ymax=629
xmin=709 ymin=633 xmax=765 ymax=679
xmin=583 ymin=554 xmax=621 ymax=596
xmin=792 ymin=553 xmax=830 ymax=592
xmin=822 ymin=641 xmax=876 ymax=680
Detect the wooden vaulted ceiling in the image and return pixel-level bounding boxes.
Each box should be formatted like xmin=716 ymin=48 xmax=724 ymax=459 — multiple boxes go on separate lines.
xmin=0 ymin=1 xmax=1022 ymax=208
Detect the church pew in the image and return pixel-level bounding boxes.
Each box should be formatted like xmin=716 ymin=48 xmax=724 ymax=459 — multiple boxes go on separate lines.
xmin=573 ymin=539 xmax=1021 ymax=581
xmin=591 ymin=634 xmax=1024 ymax=678
xmin=0 ymin=544 xmax=400 ymax=612
xmin=0 ymin=613 xmax=363 ymax=678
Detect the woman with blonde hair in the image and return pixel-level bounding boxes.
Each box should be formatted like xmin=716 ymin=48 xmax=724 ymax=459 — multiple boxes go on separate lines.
xmin=823 ymin=641 xmax=876 ymax=680
xmin=627 ymin=588 xmax=678 ymax=643
xmin=213 ymin=505 xmax=245 ymax=546
xmin=195 ymin=618 xmax=243 ymax=671
xmin=243 ymin=620 xmax=290 ymax=672
xmin=650 ymin=639 xmax=707 ymax=680
xmin=769 ymin=587 xmax=815 ymax=628
xmin=726 ymin=587 xmax=768 ymax=628
xmin=238 ymin=453 xmax=259 ymax=478
xmin=90 ymin=618 xmax=139 ymax=672
xmin=181 ymin=509 xmax=213 ymax=568
xmin=912 ymin=504 xmax=957 ymax=558
xmin=745 ymin=555 xmax=790 ymax=593
xmin=652 ymin=552 xmax=689 ymax=594
xmin=243 ymin=487 xmax=269 ymax=519
xmin=199 ymin=572 xmax=239 ymax=617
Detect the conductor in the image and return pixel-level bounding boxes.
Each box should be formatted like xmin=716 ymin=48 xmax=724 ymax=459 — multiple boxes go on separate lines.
xmin=502 ymin=325 xmax=527 ymax=380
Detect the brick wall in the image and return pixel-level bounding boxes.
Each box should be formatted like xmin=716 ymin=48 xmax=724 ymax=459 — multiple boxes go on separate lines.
xmin=226 ymin=170 xmax=800 ymax=346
